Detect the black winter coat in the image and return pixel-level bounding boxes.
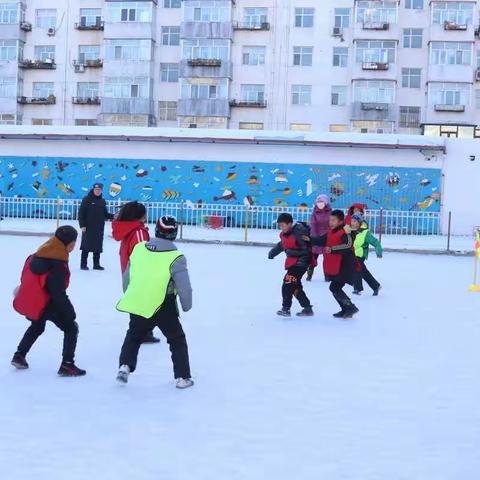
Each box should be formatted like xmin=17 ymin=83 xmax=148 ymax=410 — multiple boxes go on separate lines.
xmin=78 ymin=191 xmax=114 ymax=253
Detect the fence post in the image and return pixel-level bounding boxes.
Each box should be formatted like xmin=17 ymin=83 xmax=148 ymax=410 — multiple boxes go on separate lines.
xmin=56 ymin=197 xmax=61 ymax=229
xmin=379 ymin=208 xmax=384 ymax=243
xmin=244 ymin=205 xmax=249 ymax=243
xmin=446 ymin=211 xmax=452 ymax=252
xmin=179 ymin=200 xmax=184 ymax=240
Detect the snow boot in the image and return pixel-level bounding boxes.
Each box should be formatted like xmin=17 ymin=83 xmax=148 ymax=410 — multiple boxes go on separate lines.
xmin=176 ymin=378 xmax=194 ymax=389
xmin=333 ymin=310 xmax=346 ymax=318
xmin=93 ymin=265 xmax=105 ymax=271
xmin=373 ymin=285 xmax=382 ymax=296
xmin=142 ymin=330 xmax=161 ymax=344
xmin=58 ymin=362 xmax=86 ymax=377
xmin=80 ymin=265 xmax=89 ymax=271
xmin=306 ymin=266 xmax=314 ymax=282
xmin=341 ymin=306 xmax=359 ymax=319
xmin=11 ymin=352 xmax=29 ymax=370
xmin=296 ymin=307 xmax=314 ymax=317
xmin=116 ymin=365 xmax=130 ymax=384
xmin=277 ymin=307 xmax=291 ymax=317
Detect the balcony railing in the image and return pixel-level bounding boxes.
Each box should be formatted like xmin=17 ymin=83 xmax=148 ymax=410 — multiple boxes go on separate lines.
xmin=73 ymin=59 xmax=103 ymax=72
xmin=75 ymin=19 xmax=104 ymax=31
xmin=17 ymin=95 xmax=56 ymax=105
xmin=19 ymin=59 xmax=56 ymax=70
xmin=233 ymin=21 xmax=270 ymax=31
xmin=72 ymin=96 xmax=101 ymax=105
xmin=187 ymin=58 xmax=222 ymax=67
xmin=230 ymin=99 xmax=267 ymax=108
xmin=362 ymin=21 xmax=389 ymax=30
xmin=20 ymin=21 xmax=32 ymax=32
xmin=444 ymin=21 xmax=468 ymax=31
xmin=434 ymin=104 xmax=465 ymax=112
xmin=361 ymin=102 xmax=389 ymax=111
xmin=362 ymin=62 xmax=389 ymax=71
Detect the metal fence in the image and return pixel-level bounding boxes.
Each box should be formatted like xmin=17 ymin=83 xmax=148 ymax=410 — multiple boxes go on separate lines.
xmin=0 ymin=196 xmax=441 ymax=236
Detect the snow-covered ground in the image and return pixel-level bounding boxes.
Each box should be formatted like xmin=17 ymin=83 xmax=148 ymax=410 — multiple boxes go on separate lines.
xmin=0 ymin=234 xmax=479 ymax=479
xmin=0 ymin=217 xmax=474 ymax=253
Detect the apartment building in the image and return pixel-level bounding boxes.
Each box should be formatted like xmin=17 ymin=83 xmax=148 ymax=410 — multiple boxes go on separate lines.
xmin=1 ymin=0 xmax=480 ymax=136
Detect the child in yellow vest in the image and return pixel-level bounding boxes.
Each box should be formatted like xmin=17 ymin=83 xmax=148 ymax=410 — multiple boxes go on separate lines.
xmin=116 ymin=216 xmax=193 ymax=388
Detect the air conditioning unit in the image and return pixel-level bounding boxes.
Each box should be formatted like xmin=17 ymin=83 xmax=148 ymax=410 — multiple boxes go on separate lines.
xmin=75 ymin=64 xmax=85 ymax=73
xmin=47 ymin=27 xmax=56 ymax=36
xmin=332 ymin=26 xmax=343 ymax=37
xmin=475 ymin=69 xmax=480 ymax=82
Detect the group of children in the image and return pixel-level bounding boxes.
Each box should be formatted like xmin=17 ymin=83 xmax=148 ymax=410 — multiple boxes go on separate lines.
xmin=11 ymin=201 xmax=194 ymax=389
xmin=269 ymin=196 xmax=383 ymax=319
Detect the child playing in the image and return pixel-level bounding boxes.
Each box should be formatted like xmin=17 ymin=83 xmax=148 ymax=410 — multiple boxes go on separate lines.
xmin=345 ymin=203 xmax=368 ymax=226
xmin=307 ymin=194 xmax=331 ymax=282
xmin=11 ymin=226 xmax=86 ymax=376
xmin=112 ymin=201 xmax=160 ymax=344
xmin=268 ymin=213 xmax=314 ymax=317
xmin=116 ymin=216 xmax=193 ymax=389
xmin=350 ymin=213 xmax=383 ymax=296
xmin=308 ymin=210 xmax=359 ymax=319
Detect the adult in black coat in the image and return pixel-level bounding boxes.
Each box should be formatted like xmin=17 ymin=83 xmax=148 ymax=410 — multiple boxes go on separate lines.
xmin=79 ymin=183 xmax=114 ymax=270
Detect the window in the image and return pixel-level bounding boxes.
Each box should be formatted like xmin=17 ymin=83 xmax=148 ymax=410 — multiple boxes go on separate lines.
xmin=0 ymin=113 xmax=15 ymax=125
xmin=432 ymin=2 xmax=474 ymax=26
xmin=353 ymin=80 xmax=395 ymax=103
xmin=79 ymin=8 xmax=102 ymax=27
xmin=399 ymin=106 xmax=421 ymax=127
xmin=405 ymin=0 xmax=423 ymax=9
xmin=0 ymin=40 xmax=17 ymax=61
xmin=32 ymin=119 xmax=53 ymax=126
xmin=292 ymin=85 xmax=312 ymax=105
xmin=403 ymin=28 xmax=423 ymax=49
xmin=239 ymin=122 xmax=264 ymax=130
xmin=184 ymin=1 xmax=231 ymax=22
xmin=295 ymin=8 xmax=314 ymax=28
xmin=104 ymin=77 xmax=151 ymax=98
xmin=401 ymin=68 xmax=421 ymax=88
xmin=162 ymin=26 xmax=180 ymax=46
xmin=356 ymin=1 xmax=397 ymax=24
xmin=331 ymin=86 xmax=347 ymax=106
xmin=334 ymin=8 xmax=350 ymax=28
xmin=158 ymin=101 xmax=177 ymax=121
xmin=431 ymin=42 xmax=472 ymax=65
xmin=428 ymin=82 xmax=470 ymax=105
xmin=161 ymin=63 xmax=179 ymax=82
xmin=33 ymin=82 xmax=54 ymax=98
xmin=242 ymin=46 xmax=266 ymax=65
xmin=183 ymin=39 xmax=229 ymax=60
xmin=77 ymin=82 xmax=99 ymax=99
xmin=293 ymin=46 xmax=313 ymax=66
xmin=105 ymin=39 xmax=152 ymax=61
xmin=75 ymin=119 xmax=98 ymax=126
xmin=330 ymin=124 xmax=348 ymax=132
xmin=35 ymin=9 xmax=56 ymax=29
xmin=356 ymin=40 xmax=396 ymax=63
xmin=290 ymin=123 xmax=311 ymax=131
xmin=0 ymin=2 xmax=19 ymax=24
xmin=180 ymin=78 xmax=228 ymax=99
xmin=333 ymin=47 xmax=348 ymax=67
xmin=34 ymin=45 xmax=55 ymax=62
xmin=244 ymin=7 xmax=268 ymax=26
xmin=164 ymin=0 xmax=181 ymax=7
xmin=241 ymin=84 xmax=265 ymax=103
xmin=106 ymin=2 xmax=153 ymax=23
xmin=179 ymin=116 xmax=227 ymax=129
xmin=78 ymin=45 xmax=100 ymax=63
xmin=0 ymin=77 xmax=15 ymax=97
xmin=351 ymin=120 xmax=393 ymax=134
xmin=475 ymin=90 xmax=480 ymax=109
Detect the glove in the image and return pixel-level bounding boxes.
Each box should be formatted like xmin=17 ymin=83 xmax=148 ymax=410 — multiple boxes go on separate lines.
xmin=268 ymin=251 xmax=275 ymax=259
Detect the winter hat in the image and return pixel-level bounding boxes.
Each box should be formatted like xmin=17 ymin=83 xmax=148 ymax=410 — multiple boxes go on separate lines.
xmin=155 ymin=215 xmax=178 ymax=240
xmin=315 ymin=194 xmax=329 ymax=205
xmin=351 ymin=213 xmax=364 ymax=224
xmin=55 ymin=225 xmax=78 ymax=246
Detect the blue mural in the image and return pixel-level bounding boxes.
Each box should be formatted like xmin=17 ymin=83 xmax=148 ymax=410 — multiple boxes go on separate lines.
xmin=0 ymin=156 xmax=441 ymax=211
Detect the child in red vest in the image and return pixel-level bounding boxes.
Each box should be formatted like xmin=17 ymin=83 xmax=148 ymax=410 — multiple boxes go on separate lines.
xmin=268 ymin=213 xmax=314 ymax=317
xmin=12 ymin=226 xmax=86 ymax=376
xmin=112 ymin=201 xmax=160 ymax=344
xmin=308 ymin=210 xmax=359 ymax=319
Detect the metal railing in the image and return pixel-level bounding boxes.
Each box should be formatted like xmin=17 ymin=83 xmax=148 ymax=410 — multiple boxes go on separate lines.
xmin=0 ymin=196 xmax=441 ymax=237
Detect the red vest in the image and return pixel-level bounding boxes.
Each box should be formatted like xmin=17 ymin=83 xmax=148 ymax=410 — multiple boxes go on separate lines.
xmin=13 ymin=255 xmax=70 ymax=321
xmin=280 ymin=231 xmax=300 ymax=269
xmin=323 ymin=227 xmax=346 ymax=276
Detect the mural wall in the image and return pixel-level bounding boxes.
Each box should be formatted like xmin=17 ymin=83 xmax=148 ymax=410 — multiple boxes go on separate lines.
xmin=0 ymin=156 xmax=441 ymax=211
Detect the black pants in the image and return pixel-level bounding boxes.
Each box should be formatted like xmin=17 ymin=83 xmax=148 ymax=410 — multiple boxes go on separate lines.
xmin=81 ymin=251 xmax=101 ymax=268
xmin=353 ymin=258 xmax=380 ymax=292
xmin=330 ymin=281 xmax=355 ymax=312
xmin=119 ymin=296 xmax=191 ymax=379
xmin=282 ymin=266 xmax=311 ymax=309
xmin=17 ymin=306 xmax=79 ymax=362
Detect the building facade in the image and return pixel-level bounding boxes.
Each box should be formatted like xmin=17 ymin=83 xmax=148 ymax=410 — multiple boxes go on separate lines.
xmin=2 ymin=0 xmax=480 ymax=135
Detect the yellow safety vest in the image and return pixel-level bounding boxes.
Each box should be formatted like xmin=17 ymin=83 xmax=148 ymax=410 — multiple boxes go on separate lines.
xmin=354 ymin=229 xmax=369 ymax=258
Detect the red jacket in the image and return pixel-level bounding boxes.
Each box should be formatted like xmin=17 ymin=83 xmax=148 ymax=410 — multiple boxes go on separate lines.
xmin=323 ymin=227 xmax=349 ymax=276
xmin=112 ymin=221 xmax=150 ymax=273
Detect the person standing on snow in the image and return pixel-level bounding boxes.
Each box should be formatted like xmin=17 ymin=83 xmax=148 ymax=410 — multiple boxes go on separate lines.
xmin=116 ymin=216 xmax=193 ymax=389
xmin=78 ymin=183 xmax=114 ymax=271
xmin=11 ymin=226 xmax=86 ymax=376
xmin=112 ymin=201 xmax=161 ymax=344
xmin=307 ymin=194 xmax=331 ymax=282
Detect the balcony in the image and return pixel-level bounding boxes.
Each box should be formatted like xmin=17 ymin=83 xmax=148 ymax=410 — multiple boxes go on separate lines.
xmin=17 ymin=95 xmax=56 ymax=105
xmin=101 ymin=97 xmax=155 ymax=116
xmin=362 ymin=62 xmax=389 ymax=71
xmin=177 ymin=98 xmax=230 ymax=117
xmin=187 ymin=58 xmax=222 ymax=67
xmin=181 ymin=21 xmax=233 ymax=40
xmin=73 ymin=59 xmax=103 ymax=73
xmin=19 ymin=59 xmax=56 ymax=70
xmin=434 ymin=104 xmax=465 ymax=112
xmin=351 ymin=101 xmax=396 ymax=121
xmin=230 ymin=99 xmax=267 ymax=108
xmin=444 ymin=21 xmax=467 ymax=31
xmin=75 ymin=19 xmax=104 ymax=31
xmin=72 ymin=97 xmax=101 ymax=105
xmin=180 ymin=59 xmax=232 ymax=79
xmin=233 ymin=22 xmax=270 ymax=31
xmin=362 ymin=21 xmax=389 ymax=31
xmin=20 ymin=21 xmax=32 ymax=32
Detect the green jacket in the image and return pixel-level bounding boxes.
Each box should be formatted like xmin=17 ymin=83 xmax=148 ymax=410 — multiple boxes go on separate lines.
xmin=353 ymin=228 xmax=383 ymax=260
